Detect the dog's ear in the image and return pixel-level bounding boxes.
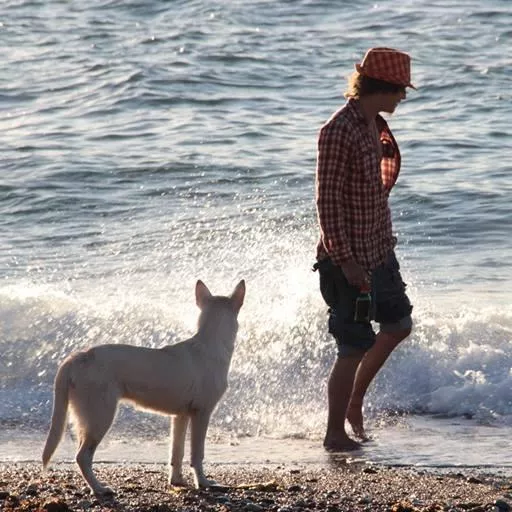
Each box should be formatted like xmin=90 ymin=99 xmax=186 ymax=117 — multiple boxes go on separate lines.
xmin=230 ymin=280 xmax=245 ymax=311
xmin=196 ymin=280 xmax=212 ymax=309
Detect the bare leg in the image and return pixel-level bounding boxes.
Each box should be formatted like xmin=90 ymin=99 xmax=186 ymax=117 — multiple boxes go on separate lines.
xmin=170 ymin=415 xmax=189 ymax=486
xmin=347 ymin=328 xmax=411 ymax=439
xmin=323 ymin=353 xmax=364 ymax=452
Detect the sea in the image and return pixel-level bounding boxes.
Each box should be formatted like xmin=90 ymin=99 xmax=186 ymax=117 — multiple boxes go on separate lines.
xmin=1 ymin=0 xmax=511 ymax=477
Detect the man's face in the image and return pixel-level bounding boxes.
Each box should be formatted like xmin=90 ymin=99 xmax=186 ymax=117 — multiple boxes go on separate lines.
xmin=380 ymin=88 xmax=407 ymax=114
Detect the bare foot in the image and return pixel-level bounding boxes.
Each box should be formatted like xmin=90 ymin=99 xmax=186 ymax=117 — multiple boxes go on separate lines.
xmin=323 ymin=434 xmax=362 ymax=452
xmin=346 ymin=403 xmax=369 ymax=441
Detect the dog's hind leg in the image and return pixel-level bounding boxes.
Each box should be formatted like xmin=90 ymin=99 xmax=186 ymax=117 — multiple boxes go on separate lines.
xmin=189 ymin=410 xmax=215 ymax=488
xmin=169 ymin=414 xmax=189 ymax=486
xmin=72 ymin=388 xmax=118 ymax=496
xmin=76 ymin=436 xmax=114 ymax=497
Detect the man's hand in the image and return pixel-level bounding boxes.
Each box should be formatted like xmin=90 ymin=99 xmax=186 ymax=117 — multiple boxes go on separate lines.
xmin=340 ymin=260 xmax=370 ymax=289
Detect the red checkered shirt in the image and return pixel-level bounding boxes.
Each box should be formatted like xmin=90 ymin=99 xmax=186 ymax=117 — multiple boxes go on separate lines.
xmin=316 ymin=98 xmax=401 ymax=270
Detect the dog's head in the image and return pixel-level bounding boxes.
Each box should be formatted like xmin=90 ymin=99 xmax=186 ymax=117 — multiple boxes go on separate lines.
xmin=194 ymin=280 xmax=245 ymax=340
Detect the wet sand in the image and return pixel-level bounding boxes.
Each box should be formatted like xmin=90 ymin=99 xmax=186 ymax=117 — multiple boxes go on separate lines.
xmin=1 ymin=461 xmax=511 ymax=511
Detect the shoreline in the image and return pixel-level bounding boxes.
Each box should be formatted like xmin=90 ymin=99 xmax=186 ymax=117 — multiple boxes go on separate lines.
xmin=1 ymin=461 xmax=511 ymax=512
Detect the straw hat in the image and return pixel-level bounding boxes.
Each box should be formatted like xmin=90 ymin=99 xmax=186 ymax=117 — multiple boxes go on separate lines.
xmin=355 ymin=47 xmax=416 ymax=89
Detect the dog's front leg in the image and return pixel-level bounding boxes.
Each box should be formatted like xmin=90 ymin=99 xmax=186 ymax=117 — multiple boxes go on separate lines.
xmin=189 ymin=409 xmax=215 ymax=488
xmin=169 ymin=415 xmax=189 ymax=486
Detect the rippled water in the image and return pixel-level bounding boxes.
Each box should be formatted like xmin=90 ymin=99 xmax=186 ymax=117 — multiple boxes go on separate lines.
xmin=0 ymin=0 xmax=511 ymax=469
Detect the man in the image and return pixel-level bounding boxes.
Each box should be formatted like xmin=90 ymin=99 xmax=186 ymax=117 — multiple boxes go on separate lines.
xmin=314 ymin=47 xmax=415 ymax=451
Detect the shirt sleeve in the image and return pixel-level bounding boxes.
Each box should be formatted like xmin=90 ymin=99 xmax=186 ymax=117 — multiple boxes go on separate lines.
xmin=315 ymin=120 xmax=354 ymax=265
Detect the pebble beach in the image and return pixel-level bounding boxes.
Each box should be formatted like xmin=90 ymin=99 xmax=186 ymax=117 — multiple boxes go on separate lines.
xmin=1 ymin=462 xmax=511 ymax=512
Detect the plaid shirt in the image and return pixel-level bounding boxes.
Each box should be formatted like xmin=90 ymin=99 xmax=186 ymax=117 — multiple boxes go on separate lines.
xmin=315 ymin=99 xmax=401 ymax=270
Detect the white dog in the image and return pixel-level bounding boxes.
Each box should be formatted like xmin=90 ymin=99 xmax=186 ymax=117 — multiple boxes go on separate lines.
xmin=42 ymin=279 xmax=245 ymax=496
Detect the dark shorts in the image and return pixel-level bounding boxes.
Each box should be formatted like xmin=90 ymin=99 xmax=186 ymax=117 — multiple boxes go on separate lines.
xmin=316 ymin=251 xmax=413 ymax=357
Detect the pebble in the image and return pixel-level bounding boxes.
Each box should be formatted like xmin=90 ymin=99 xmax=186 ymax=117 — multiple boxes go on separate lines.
xmin=244 ymin=502 xmax=264 ymax=512
xmin=495 ymin=498 xmax=512 ymax=511
xmin=76 ymin=500 xmax=93 ymax=509
xmin=25 ymin=484 xmax=39 ymax=496
xmin=41 ymin=499 xmax=71 ymax=512
xmin=357 ymin=494 xmax=372 ymax=504
xmin=215 ymin=495 xmax=232 ymax=504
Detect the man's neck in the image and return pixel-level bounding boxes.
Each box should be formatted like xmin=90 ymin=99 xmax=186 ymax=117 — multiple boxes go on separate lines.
xmin=357 ymin=96 xmax=380 ymax=124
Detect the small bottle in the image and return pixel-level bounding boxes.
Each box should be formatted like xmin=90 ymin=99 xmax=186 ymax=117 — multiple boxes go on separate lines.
xmin=354 ymin=285 xmax=372 ymax=323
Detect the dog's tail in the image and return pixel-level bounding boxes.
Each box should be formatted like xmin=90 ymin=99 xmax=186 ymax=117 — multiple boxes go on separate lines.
xmin=42 ymin=359 xmax=72 ymax=468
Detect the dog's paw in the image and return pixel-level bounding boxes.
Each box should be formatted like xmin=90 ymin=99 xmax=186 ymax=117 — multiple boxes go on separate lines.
xmin=94 ymin=486 xmax=115 ymax=498
xmin=196 ymin=477 xmax=219 ymax=489
xmin=170 ymin=476 xmax=188 ymax=487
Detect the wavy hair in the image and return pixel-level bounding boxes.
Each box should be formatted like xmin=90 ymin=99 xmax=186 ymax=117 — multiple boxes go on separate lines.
xmin=344 ymin=71 xmax=406 ymax=98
